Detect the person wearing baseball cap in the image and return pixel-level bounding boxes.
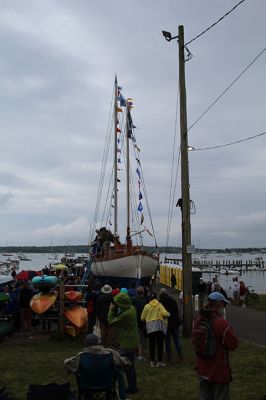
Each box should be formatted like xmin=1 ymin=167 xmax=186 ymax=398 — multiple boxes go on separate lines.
xmin=208 ymin=291 xmax=230 ymax=304
xmin=192 ymin=291 xmax=238 ymax=400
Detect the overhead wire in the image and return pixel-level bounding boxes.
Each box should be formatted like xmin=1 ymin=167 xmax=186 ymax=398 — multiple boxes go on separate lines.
xmin=90 ymin=87 xmax=115 ymax=242
xmin=188 ymin=47 xmax=266 ymax=133
xmin=165 ymin=63 xmax=181 ymax=249
xmin=185 ymin=0 xmax=246 ymax=46
xmin=191 ymin=131 xmax=266 ymax=151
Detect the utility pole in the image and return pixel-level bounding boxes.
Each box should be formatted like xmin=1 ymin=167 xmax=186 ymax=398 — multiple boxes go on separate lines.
xmin=178 ymin=25 xmax=193 ymax=337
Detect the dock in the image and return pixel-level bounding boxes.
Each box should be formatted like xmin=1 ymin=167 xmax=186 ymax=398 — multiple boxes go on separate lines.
xmin=193 ymin=259 xmax=265 ymax=273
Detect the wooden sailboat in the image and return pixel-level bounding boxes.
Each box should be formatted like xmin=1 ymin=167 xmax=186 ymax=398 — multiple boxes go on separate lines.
xmin=90 ymin=76 xmax=158 ymax=286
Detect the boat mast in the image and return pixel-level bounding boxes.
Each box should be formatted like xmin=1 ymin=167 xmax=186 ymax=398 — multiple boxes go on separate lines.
xmin=126 ymin=103 xmax=132 ymax=249
xmin=113 ymin=75 xmax=118 ymax=235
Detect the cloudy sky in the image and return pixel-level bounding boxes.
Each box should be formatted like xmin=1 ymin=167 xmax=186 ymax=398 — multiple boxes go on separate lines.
xmin=0 ymin=0 xmax=265 ymax=248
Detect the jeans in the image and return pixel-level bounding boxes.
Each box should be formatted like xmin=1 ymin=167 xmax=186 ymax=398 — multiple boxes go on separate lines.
xmin=148 ymin=331 xmax=165 ymax=363
xmin=87 ymin=313 xmax=96 ymax=334
xmin=115 ymin=369 xmax=126 ymax=400
xmin=165 ymin=328 xmax=182 ymax=360
xmin=199 ymin=379 xmax=229 ymax=400
xmin=121 ymin=350 xmax=138 ymax=393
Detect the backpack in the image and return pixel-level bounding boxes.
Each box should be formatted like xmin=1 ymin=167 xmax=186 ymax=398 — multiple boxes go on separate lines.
xmin=192 ymin=315 xmax=219 ymax=359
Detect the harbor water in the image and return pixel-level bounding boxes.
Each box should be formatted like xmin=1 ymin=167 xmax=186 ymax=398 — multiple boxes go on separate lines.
xmin=1 ymin=252 xmax=266 ymax=294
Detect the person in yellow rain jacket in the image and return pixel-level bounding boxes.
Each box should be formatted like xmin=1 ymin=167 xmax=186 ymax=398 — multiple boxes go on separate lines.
xmin=141 ymin=293 xmax=170 ymax=367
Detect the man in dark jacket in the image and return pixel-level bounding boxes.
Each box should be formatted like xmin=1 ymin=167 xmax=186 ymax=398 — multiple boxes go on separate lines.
xmin=96 ymin=284 xmax=114 ymax=346
xmin=171 ymin=272 xmax=177 ymax=292
xmin=132 ymin=286 xmax=148 ymax=360
xmin=192 ymin=292 xmax=238 ymax=400
xmin=159 ymin=289 xmax=182 ymax=361
xmin=86 ymin=285 xmax=98 ymax=334
xmin=19 ymin=282 xmax=33 ymax=331
xmin=197 ymin=278 xmax=207 ymax=311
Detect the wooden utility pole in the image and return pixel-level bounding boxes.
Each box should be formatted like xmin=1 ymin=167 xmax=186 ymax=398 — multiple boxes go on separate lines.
xmin=178 ymin=25 xmax=193 ymax=337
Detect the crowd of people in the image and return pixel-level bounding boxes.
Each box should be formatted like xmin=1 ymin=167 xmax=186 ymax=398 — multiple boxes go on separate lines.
xmin=64 ymin=279 xmax=239 ymax=400
xmin=0 ymin=271 xmax=241 ymax=400
xmin=196 ymin=275 xmax=248 ymax=309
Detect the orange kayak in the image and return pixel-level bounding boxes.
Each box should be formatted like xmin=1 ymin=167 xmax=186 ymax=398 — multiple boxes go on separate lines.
xmin=30 ymin=291 xmax=58 ymax=314
xmin=65 ymin=306 xmax=87 ymax=328
xmin=64 ymin=291 xmax=83 ymax=302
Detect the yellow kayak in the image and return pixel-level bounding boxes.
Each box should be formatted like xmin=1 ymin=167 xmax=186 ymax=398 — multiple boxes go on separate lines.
xmin=30 ymin=291 xmax=58 ymax=314
xmin=65 ymin=306 xmax=87 ymax=328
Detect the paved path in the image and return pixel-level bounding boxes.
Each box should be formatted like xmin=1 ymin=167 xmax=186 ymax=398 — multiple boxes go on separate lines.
xmin=226 ymin=305 xmax=266 ymax=346
xmin=155 ymin=285 xmax=266 ymax=346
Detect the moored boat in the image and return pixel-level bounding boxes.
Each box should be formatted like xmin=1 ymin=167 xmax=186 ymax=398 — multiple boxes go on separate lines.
xmin=88 ymin=77 xmax=158 ymax=286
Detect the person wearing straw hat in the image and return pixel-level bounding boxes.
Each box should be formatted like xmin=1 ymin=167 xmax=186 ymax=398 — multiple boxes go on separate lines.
xmin=96 ymin=284 xmax=114 ymax=346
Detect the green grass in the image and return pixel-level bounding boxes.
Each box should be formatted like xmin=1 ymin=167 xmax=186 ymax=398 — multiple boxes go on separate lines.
xmin=247 ymin=294 xmax=266 ymax=312
xmin=1 ymin=335 xmax=266 ymax=400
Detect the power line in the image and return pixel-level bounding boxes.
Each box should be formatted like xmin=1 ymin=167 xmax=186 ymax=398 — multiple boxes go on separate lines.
xmin=165 ymin=82 xmax=180 ymax=248
xmin=191 ymin=131 xmax=266 ymax=151
xmin=186 ymin=0 xmax=246 ymax=46
xmin=188 ymin=47 xmax=266 ymax=133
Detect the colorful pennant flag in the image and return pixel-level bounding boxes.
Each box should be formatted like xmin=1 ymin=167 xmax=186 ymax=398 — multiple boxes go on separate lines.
xmin=136 ymin=158 xmax=140 ymax=164
xmin=141 ymin=214 xmax=144 ymax=225
xmin=116 ymin=127 xmax=121 ymax=133
xmin=135 ymin=145 xmax=140 ymax=152
xmin=117 ymin=107 xmax=122 ymax=112
xmin=118 ymin=159 xmax=122 ymax=163
xmin=136 ymin=168 xmax=141 ymax=178
xmin=139 ymin=192 xmax=143 ymax=200
xmin=117 ymin=149 xmax=121 ymax=153
xmin=118 ymin=94 xmax=126 ymax=107
xmin=138 ymin=202 xmax=143 ymax=212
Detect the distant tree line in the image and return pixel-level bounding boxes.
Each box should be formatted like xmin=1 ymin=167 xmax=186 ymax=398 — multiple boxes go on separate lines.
xmin=0 ymin=245 xmax=265 ymax=254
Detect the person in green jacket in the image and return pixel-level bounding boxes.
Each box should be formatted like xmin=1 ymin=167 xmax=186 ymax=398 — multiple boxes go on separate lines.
xmin=108 ymin=292 xmax=139 ymax=395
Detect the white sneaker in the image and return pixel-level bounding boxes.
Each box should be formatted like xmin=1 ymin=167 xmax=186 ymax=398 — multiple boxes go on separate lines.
xmin=156 ymin=362 xmax=167 ymax=367
xmin=150 ymin=361 xmax=156 ymax=367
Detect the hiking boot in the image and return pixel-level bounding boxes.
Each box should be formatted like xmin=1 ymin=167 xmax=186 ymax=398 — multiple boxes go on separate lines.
xmin=150 ymin=361 xmax=156 ymax=367
xmin=156 ymin=362 xmax=167 ymax=367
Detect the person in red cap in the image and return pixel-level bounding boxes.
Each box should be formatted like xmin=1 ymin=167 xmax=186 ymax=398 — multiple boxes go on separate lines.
xmin=192 ymin=292 xmax=238 ymax=400
xmin=112 ymin=287 xmax=120 ymax=297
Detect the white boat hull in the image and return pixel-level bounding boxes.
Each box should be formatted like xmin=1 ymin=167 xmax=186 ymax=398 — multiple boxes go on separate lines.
xmin=91 ymin=254 xmax=158 ymax=280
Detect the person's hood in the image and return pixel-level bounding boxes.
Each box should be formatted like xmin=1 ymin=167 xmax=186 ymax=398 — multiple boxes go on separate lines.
xmin=114 ymin=293 xmax=131 ymax=310
xmin=149 ymin=299 xmax=160 ymax=307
